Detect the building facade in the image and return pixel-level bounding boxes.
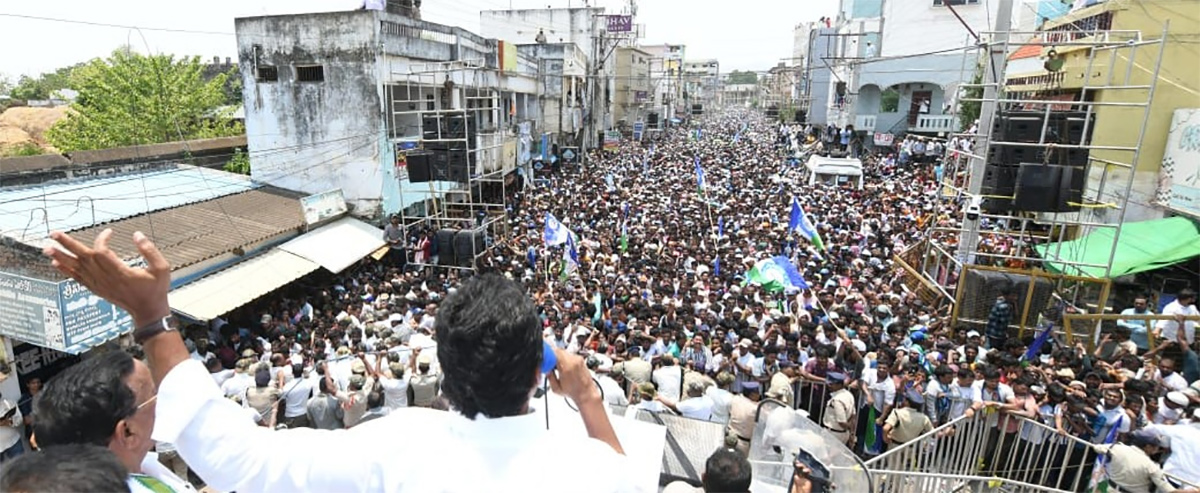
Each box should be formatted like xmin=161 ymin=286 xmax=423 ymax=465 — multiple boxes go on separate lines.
xmin=613 ymin=47 xmax=652 ymax=128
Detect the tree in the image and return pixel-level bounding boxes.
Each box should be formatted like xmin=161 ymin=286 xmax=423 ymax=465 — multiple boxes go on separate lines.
xmin=9 ymin=63 xmax=85 ymax=101
xmin=957 ymin=64 xmax=984 ymax=131
xmin=727 ymin=70 xmax=758 ymax=85
xmin=0 ymin=74 xmax=12 ymax=96
xmin=223 ymin=148 xmax=250 ymax=175
xmin=46 ymin=49 xmax=244 ymax=152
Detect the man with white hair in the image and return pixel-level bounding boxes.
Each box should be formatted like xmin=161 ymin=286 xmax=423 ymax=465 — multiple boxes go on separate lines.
xmin=656 ymin=382 xmax=714 ymax=420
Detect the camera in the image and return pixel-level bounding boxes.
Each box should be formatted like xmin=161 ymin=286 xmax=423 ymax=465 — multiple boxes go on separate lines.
xmin=964 ymin=196 xmax=982 ymax=221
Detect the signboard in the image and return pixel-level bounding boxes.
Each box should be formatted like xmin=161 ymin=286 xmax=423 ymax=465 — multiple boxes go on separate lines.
xmin=633 ymin=121 xmax=645 ymax=141
xmin=635 ymin=90 xmax=648 ymax=103
xmin=561 ymin=147 xmax=579 ymax=165
xmin=873 ymin=132 xmax=895 ymax=147
xmin=300 ymin=189 xmax=348 ymax=225
xmin=498 ymin=40 xmax=518 ymax=74
xmin=1156 ymin=108 xmax=1200 ymax=218
xmin=12 ymin=342 xmax=80 ymax=383
xmin=603 ymin=130 xmax=621 ymax=152
xmin=0 ymin=270 xmax=136 ymax=353
xmin=606 ymin=15 xmax=633 ymax=33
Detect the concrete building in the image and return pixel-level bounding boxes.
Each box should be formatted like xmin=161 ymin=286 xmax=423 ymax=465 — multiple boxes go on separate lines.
xmin=235 ymin=8 xmax=540 ymax=217
xmin=613 ymin=47 xmax=652 ymax=129
xmin=720 ymin=83 xmax=760 ymax=108
xmin=849 ymin=0 xmax=1020 ymax=136
xmin=795 ymin=22 xmax=838 ymax=126
xmin=518 ymin=43 xmax=587 ymax=145
xmin=640 ymin=43 xmax=687 ymax=129
xmin=1003 ymin=0 xmax=1200 ymax=223
xmin=682 ymin=59 xmax=720 ymax=112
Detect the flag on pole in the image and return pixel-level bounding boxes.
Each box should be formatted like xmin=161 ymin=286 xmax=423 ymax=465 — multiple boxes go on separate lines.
xmin=743 ymin=257 xmax=809 ymax=293
xmin=543 ymin=213 xmax=570 ymax=246
xmin=526 ymin=246 xmax=538 ymax=269
xmin=788 ymin=197 xmax=826 ymax=251
xmin=1022 ymin=325 xmax=1053 ymax=366
xmin=864 ymin=407 xmax=882 ymax=455
xmin=560 ymin=233 xmax=579 ymax=280
xmin=713 ymin=257 xmax=721 ymax=277
xmin=695 ymin=157 xmax=705 ymax=193
xmin=1089 ymin=415 xmax=1124 ymax=492
xmin=717 ymin=216 xmax=724 ymax=238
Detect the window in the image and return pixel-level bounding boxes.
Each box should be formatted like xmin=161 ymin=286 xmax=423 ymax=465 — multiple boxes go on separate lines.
xmin=255 ymin=66 xmax=278 ymax=82
xmin=880 ymin=87 xmax=900 ymax=113
xmin=296 ymin=65 xmax=325 ymax=82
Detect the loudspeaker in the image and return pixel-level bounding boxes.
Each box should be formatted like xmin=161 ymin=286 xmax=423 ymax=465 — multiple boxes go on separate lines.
xmin=959 ymin=269 xmax=1017 ymax=324
xmin=795 ymin=110 xmax=807 ymax=123
xmin=1010 ymin=274 xmax=1054 ymax=327
xmin=1057 ymin=166 xmax=1085 ymax=212
xmin=444 ymin=114 xmax=477 ymax=142
xmin=429 ymin=153 xmax=452 ymax=182
xmin=407 ymin=152 xmax=433 ymax=183
xmin=435 ymin=229 xmax=457 ymax=265
xmin=453 ymin=229 xmax=486 ymax=266
xmin=421 ymin=114 xmax=442 ymax=140
xmin=980 ymin=165 xmax=1019 ymax=213
xmin=447 ymin=163 xmax=470 ymax=183
xmin=1014 ymin=163 xmax=1062 ymax=212
xmin=647 ymin=112 xmax=659 ymax=128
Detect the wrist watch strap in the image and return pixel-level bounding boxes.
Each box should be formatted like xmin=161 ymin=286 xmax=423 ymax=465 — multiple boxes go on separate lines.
xmin=133 ymin=315 xmax=178 ymax=345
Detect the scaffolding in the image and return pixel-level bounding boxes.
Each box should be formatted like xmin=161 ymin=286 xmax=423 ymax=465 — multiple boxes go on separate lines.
xmin=384 ymin=59 xmax=513 ymax=271
xmin=904 ymin=21 xmax=1168 ymax=310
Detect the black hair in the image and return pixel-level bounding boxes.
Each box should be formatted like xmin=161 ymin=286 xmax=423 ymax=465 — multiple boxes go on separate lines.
xmin=0 ymin=444 xmax=130 ymax=493
xmin=34 ymin=351 xmax=137 ymax=448
xmin=956 ymin=367 xmax=974 ymax=379
xmin=702 ymin=449 xmax=752 ymax=493
xmin=367 ymin=390 xmax=385 ymax=409
xmin=436 ymin=273 xmax=542 ymax=419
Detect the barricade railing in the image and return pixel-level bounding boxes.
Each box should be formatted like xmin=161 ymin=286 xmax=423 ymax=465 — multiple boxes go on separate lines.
xmin=864 ymin=412 xmax=1095 ymax=493
xmin=1167 ymin=473 xmax=1200 ymax=490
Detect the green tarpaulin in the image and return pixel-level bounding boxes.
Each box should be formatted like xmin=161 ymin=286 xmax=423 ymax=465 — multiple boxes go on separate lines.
xmin=1035 ymin=217 xmax=1200 ymax=278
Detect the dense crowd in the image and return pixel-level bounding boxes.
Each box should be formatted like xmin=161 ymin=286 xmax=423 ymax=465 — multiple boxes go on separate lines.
xmin=18 ymin=110 xmax=1194 ymax=492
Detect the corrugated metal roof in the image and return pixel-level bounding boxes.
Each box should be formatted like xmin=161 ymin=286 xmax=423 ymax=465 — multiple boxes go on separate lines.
xmin=168 ymin=249 xmax=320 ymax=321
xmin=68 ymin=187 xmax=305 ymax=271
xmin=0 ymin=165 xmax=255 ymax=246
xmin=278 ymin=217 xmax=386 ymax=273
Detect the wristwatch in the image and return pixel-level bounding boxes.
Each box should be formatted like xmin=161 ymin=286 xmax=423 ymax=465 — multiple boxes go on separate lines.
xmin=133 ymin=315 xmax=179 ymax=345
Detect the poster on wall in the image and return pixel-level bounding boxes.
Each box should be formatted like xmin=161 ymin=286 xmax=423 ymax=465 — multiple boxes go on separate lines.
xmin=1155 ymin=108 xmax=1200 ymax=218
xmin=300 ymin=189 xmax=348 ymax=225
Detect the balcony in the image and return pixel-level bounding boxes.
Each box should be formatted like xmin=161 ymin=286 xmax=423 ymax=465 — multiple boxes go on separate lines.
xmin=854 ymin=114 xmax=877 ymax=132
xmin=911 ymin=114 xmax=958 ymax=133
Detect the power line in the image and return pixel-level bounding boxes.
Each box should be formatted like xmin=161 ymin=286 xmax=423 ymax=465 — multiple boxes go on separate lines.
xmin=0 ymin=13 xmax=236 ymax=36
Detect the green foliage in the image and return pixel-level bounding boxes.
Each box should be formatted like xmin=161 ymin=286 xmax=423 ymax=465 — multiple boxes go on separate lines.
xmin=46 ymin=49 xmax=244 ymax=152
xmin=9 ymin=63 xmax=86 ymax=101
xmin=958 ymin=65 xmax=984 ymax=131
xmin=223 ymin=147 xmax=251 ymax=175
xmin=0 ymin=74 xmax=12 ymax=96
xmin=727 ymin=70 xmax=758 ymax=85
xmin=881 ymin=87 xmax=900 ymax=113
xmin=779 ymin=104 xmax=796 ymax=122
xmin=0 ymin=142 xmax=45 ymax=157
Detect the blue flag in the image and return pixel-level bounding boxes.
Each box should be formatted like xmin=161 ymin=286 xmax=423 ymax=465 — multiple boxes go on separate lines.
xmin=543 ymin=213 xmax=570 ymax=246
xmin=788 ymin=197 xmax=826 ymax=251
xmin=526 ymin=246 xmax=538 ymax=269
xmin=713 ymin=257 xmax=721 ymax=277
xmin=695 ymin=157 xmax=705 ymax=192
xmin=1023 ymin=325 xmax=1052 ymax=363
xmin=771 ymin=255 xmax=809 ymax=290
xmin=718 ymin=216 xmax=724 ymax=238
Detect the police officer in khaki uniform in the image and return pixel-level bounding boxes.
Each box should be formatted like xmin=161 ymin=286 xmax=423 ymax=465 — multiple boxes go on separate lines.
xmin=822 ymin=372 xmax=856 ymax=447
xmin=727 ymin=385 xmax=762 ymax=456
xmin=407 ymin=352 xmax=440 ymax=408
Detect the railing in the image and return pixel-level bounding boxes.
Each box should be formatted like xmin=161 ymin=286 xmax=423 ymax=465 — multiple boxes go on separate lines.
xmin=865 ymin=413 xmax=1094 ymax=493
xmin=855 ymin=114 xmax=877 ymax=132
xmin=911 ymin=114 xmax=959 ymax=133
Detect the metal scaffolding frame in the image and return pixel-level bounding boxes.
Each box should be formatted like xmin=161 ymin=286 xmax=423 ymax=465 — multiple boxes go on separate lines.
xmin=384 ymin=59 xmax=512 ymax=271
xmin=910 ymin=23 xmax=1167 ymax=303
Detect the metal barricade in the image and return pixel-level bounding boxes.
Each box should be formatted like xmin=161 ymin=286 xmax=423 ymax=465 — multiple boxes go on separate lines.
xmin=864 ymin=413 xmax=1094 ymax=493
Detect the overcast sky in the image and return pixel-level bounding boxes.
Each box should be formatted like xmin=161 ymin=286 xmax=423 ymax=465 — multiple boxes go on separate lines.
xmin=0 ymin=0 xmax=838 ymax=80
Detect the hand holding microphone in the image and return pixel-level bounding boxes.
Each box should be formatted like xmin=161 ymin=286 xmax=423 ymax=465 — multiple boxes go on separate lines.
xmin=544 ymin=343 xmax=601 ymax=406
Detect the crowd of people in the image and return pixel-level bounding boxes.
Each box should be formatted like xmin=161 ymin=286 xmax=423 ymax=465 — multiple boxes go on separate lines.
xmin=3 ymin=109 xmax=1198 ymax=493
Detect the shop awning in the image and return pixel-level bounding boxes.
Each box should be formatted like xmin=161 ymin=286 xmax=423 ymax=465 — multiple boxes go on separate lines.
xmin=278 ymin=217 xmax=387 ymax=274
xmin=1035 ymin=217 xmax=1200 ymax=278
xmin=169 ymin=249 xmax=320 ymax=321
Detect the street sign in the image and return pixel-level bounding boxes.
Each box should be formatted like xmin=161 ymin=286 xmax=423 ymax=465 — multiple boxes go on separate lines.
xmin=633 ymin=122 xmax=645 ymax=141
xmin=606 ymin=15 xmax=632 ymax=32
xmin=0 ymin=269 xmax=136 ymax=354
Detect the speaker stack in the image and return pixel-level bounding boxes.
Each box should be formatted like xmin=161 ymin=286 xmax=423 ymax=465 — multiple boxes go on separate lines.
xmin=407 ymin=151 xmax=434 ymax=183
xmin=419 ymin=112 xmax=478 ymax=184
xmin=435 ymin=229 xmax=457 ymax=266
xmin=453 ymin=229 xmax=486 ymax=267
xmin=982 ymin=109 xmax=1093 ymax=213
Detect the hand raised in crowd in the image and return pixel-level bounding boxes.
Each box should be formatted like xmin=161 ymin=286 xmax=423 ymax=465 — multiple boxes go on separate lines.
xmin=43 ymin=229 xmax=172 ymax=327
xmin=546 ymin=348 xmax=601 ymax=405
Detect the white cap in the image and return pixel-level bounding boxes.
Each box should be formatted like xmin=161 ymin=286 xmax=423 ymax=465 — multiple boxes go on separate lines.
xmin=1166 ymin=391 xmax=1189 ymax=407
xmin=966 ymin=330 xmax=981 ymax=338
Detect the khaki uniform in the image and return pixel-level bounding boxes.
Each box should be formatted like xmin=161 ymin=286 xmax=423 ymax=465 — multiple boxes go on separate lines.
xmin=884 ymin=407 xmax=933 ymax=444
xmin=727 ymin=395 xmax=758 ymax=456
xmin=408 ymin=373 xmax=440 ymax=408
xmin=767 ymin=372 xmax=795 ymax=408
xmin=823 ymin=388 xmax=856 ymax=446
xmin=619 ymin=359 xmax=653 ymax=386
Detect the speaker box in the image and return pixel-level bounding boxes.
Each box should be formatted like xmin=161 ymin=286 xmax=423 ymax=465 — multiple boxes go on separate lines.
xmin=435 ymin=229 xmax=457 ymax=265
xmin=453 ymin=229 xmax=486 ymax=266
xmin=1014 ymin=163 xmax=1062 ymax=212
xmin=421 ymin=114 xmax=442 ymax=140
xmin=647 ymin=112 xmax=659 ymax=128
xmin=447 ymin=163 xmax=470 ymax=183
xmin=980 ymin=165 xmax=1019 ymax=213
xmin=429 ymin=153 xmax=452 ymax=182
xmin=443 ymin=114 xmax=477 ymax=141
xmin=1009 ymin=274 xmax=1054 ymax=327
xmin=1056 ymin=166 xmax=1085 ymax=212
xmin=959 ymin=269 xmax=1017 ymax=324
xmin=406 ymin=152 xmax=433 ymax=183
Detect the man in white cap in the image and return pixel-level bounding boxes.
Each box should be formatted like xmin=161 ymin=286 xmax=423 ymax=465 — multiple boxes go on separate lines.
xmin=1145 ymin=420 xmax=1200 ymax=487
xmin=1157 ymin=392 xmax=1190 ymax=425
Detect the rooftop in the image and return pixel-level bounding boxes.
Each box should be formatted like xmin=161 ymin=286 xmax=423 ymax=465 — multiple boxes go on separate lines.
xmin=0 ymin=165 xmax=254 ymax=248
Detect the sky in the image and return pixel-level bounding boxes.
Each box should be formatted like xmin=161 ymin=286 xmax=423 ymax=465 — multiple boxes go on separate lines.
xmin=0 ymin=0 xmax=839 ymax=81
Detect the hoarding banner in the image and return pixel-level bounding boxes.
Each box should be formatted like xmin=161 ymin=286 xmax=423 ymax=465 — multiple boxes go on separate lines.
xmin=300 ymin=189 xmax=348 ymax=224
xmin=606 ymin=15 xmax=632 ymax=33
xmin=1156 ymin=108 xmax=1200 ymax=218
xmin=873 ymin=132 xmax=895 ymax=147
xmin=0 ymin=269 xmax=137 ymax=354
xmin=604 ymin=130 xmax=621 ymax=152
xmin=633 ymin=122 xmax=645 ymax=141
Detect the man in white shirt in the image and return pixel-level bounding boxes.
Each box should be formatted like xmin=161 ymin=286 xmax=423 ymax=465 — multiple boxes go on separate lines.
xmin=652 ymin=356 xmax=684 ymax=402
xmin=706 ymin=372 xmax=735 ymax=425
xmin=588 ymin=357 xmax=628 ymax=408
xmin=1156 ymin=289 xmax=1198 ymax=346
xmin=44 ymin=236 xmax=635 ymax=493
xmin=32 ymin=351 xmax=194 ymax=492
xmin=278 ymin=364 xmax=315 ymax=429
xmin=1144 ymin=422 xmax=1200 ymax=487
xmin=375 ymin=361 xmax=411 ymax=410
xmin=656 ymin=382 xmax=714 ymax=420
xmin=220 ymin=359 xmax=255 ymax=399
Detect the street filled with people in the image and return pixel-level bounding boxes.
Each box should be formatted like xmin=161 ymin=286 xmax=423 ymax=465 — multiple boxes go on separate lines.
xmin=6 ymin=109 xmax=1198 ymax=493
